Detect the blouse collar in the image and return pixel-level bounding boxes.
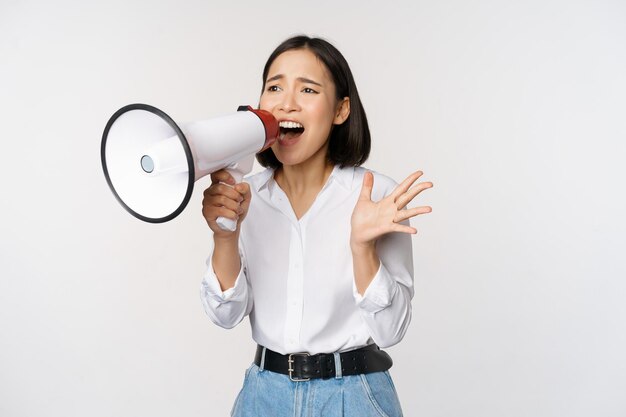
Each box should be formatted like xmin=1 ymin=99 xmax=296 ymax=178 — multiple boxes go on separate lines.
xmin=254 ymin=165 xmax=355 ymax=192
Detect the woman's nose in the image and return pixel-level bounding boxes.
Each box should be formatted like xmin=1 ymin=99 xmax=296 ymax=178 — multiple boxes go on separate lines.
xmin=279 ymin=90 xmax=300 ymax=112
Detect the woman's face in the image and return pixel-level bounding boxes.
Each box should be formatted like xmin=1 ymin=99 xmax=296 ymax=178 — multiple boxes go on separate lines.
xmin=259 ymin=48 xmax=349 ymax=168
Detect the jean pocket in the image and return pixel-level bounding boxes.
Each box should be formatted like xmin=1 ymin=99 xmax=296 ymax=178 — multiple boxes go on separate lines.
xmin=230 ymin=363 xmax=256 ymax=417
xmin=359 ymin=371 xmax=403 ymax=417
xmin=383 ymin=371 xmax=399 ymax=396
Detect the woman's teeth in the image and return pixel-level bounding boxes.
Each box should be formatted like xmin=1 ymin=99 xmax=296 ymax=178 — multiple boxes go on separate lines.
xmin=279 ymin=121 xmax=303 ymax=129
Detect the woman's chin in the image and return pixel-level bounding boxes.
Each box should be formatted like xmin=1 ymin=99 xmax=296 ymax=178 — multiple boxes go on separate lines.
xmin=274 ymin=153 xmax=299 ymax=167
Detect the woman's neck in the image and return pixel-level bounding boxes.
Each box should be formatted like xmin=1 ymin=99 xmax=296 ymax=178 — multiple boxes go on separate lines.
xmin=274 ymin=158 xmax=334 ymax=220
xmin=274 ymin=157 xmax=334 ymax=197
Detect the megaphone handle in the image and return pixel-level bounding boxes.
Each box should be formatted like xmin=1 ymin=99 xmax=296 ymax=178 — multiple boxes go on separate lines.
xmin=215 ymin=170 xmax=245 ymax=232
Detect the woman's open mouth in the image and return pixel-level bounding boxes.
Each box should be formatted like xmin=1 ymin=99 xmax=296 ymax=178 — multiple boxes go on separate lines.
xmin=278 ymin=121 xmax=305 ymax=144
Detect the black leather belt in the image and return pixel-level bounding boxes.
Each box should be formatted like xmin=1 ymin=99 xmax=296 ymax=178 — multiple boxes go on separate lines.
xmin=254 ymin=344 xmax=392 ymax=382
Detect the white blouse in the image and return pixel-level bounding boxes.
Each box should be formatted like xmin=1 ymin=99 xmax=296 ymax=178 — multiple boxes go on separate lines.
xmin=200 ymin=165 xmax=414 ymax=355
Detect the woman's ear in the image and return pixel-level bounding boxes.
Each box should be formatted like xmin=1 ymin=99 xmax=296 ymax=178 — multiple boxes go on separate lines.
xmin=333 ymin=97 xmax=350 ymax=125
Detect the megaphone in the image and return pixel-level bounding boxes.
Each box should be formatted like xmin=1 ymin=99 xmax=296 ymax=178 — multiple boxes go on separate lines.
xmin=101 ymin=103 xmax=278 ymax=228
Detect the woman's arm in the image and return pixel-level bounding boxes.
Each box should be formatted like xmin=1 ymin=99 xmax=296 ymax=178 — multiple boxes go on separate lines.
xmin=200 ymin=170 xmax=254 ymax=329
xmin=212 ymin=234 xmax=243 ymax=291
xmin=200 ymin=235 xmax=253 ymax=330
xmin=350 ymin=170 xmax=432 ymax=347
xmin=351 ymin=241 xmax=380 ymax=296
xmin=351 ymin=230 xmax=414 ymax=347
xmin=351 ymin=170 xmax=432 ymax=292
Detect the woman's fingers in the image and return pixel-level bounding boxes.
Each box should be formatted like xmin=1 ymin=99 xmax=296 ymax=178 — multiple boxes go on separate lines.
xmin=204 ymin=193 xmax=241 ymax=213
xmin=359 ymin=171 xmax=374 ymax=201
xmin=212 ymin=206 xmax=240 ymax=221
xmin=395 ymin=181 xmax=433 ymax=209
xmin=202 ymin=171 xmax=252 ymax=234
xmin=210 ymin=169 xmax=236 ymax=185
xmin=202 ymin=198 xmax=239 ymax=223
xmin=390 ymin=171 xmax=424 ymax=201
xmin=394 ymin=206 xmax=432 ymax=223
xmin=204 ymin=183 xmax=244 ymax=203
xmin=391 ymin=222 xmax=418 ymax=235
xmin=235 ymin=183 xmax=252 ymax=211
xmin=202 ymin=182 xmax=249 ymax=223
xmin=351 ymin=170 xmax=433 ymax=242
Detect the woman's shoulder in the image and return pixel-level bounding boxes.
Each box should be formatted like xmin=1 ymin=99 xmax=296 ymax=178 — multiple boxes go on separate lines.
xmin=243 ymin=167 xmax=274 ymax=191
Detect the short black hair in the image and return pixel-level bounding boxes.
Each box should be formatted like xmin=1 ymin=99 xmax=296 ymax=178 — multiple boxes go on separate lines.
xmin=256 ymin=35 xmax=371 ymax=169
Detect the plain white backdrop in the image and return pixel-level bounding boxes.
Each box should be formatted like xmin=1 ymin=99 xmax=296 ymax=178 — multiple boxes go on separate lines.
xmin=1 ymin=0 xmax=625 ymax=416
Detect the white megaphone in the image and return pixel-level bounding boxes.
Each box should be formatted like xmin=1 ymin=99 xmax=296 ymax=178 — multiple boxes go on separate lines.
xmin=101 ymin=103 xmax=278 ymax=229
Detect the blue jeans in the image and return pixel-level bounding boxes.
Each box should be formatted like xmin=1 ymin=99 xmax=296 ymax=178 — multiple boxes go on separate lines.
xmin=231 ymin=364 xmax=404 ymax=417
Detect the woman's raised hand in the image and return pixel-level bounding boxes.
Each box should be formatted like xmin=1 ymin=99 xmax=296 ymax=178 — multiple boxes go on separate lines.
xmin=350 ymin=171 xmax=433 ymax=248
xmin=202 ymin=169 xmax=251 ymax=238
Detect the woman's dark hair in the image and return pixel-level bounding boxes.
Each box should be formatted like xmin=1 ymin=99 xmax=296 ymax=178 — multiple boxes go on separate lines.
xmin=256 ymin=35 xmax=371 ymax=169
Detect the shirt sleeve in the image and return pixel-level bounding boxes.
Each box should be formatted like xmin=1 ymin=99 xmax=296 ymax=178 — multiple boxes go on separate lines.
xmin=200 ymin=238 xmax=253 ymax=329
xmin=352 ymin=203 xmax=415 ymax=348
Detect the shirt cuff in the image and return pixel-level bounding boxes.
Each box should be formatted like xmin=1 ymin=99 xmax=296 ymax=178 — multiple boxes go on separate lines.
xmin=353 ymin=262 xmax=398 ymax=313
xmin=201 ymin=256 xmax=247 ymax=304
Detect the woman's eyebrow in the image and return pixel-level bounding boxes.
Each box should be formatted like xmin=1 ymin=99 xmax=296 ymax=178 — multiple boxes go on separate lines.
xmin=297 ymin=77 xmax=323 ymax=87
xmin=266 ymin=74 xmax=323 ymax=87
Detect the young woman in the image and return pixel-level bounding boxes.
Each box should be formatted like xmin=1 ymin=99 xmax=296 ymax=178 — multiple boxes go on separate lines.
xmin=200 ymin=35 xmax=433 ymax=417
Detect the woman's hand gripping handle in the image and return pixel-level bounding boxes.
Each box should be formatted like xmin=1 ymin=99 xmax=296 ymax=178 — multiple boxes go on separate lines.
xmin=202 ymin=168 xmax=251 ymax=238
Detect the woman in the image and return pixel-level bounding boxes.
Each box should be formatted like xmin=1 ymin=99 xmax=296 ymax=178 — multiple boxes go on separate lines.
xmin=201 ymin=35 xmax=433 ymax=417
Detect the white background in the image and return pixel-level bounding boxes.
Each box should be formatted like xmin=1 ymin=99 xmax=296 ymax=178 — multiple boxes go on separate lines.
xmin=1 ymin=0 xmax=625 ymax=416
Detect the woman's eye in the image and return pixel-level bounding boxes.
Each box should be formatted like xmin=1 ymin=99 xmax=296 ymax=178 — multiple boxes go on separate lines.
xmin=302 ymin=87 xmax=317 ymax=94
xmin=267 ymin=85 xmax=280 ymax=92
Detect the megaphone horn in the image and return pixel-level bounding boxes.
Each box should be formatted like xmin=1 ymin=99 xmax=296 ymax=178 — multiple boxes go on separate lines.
xmin=101 ymin=103 xmax=278 ymax=227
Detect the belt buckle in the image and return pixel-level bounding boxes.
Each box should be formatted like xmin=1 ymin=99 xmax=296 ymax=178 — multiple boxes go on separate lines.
xmin=287 ymin=353 xmax=310 ymax=382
